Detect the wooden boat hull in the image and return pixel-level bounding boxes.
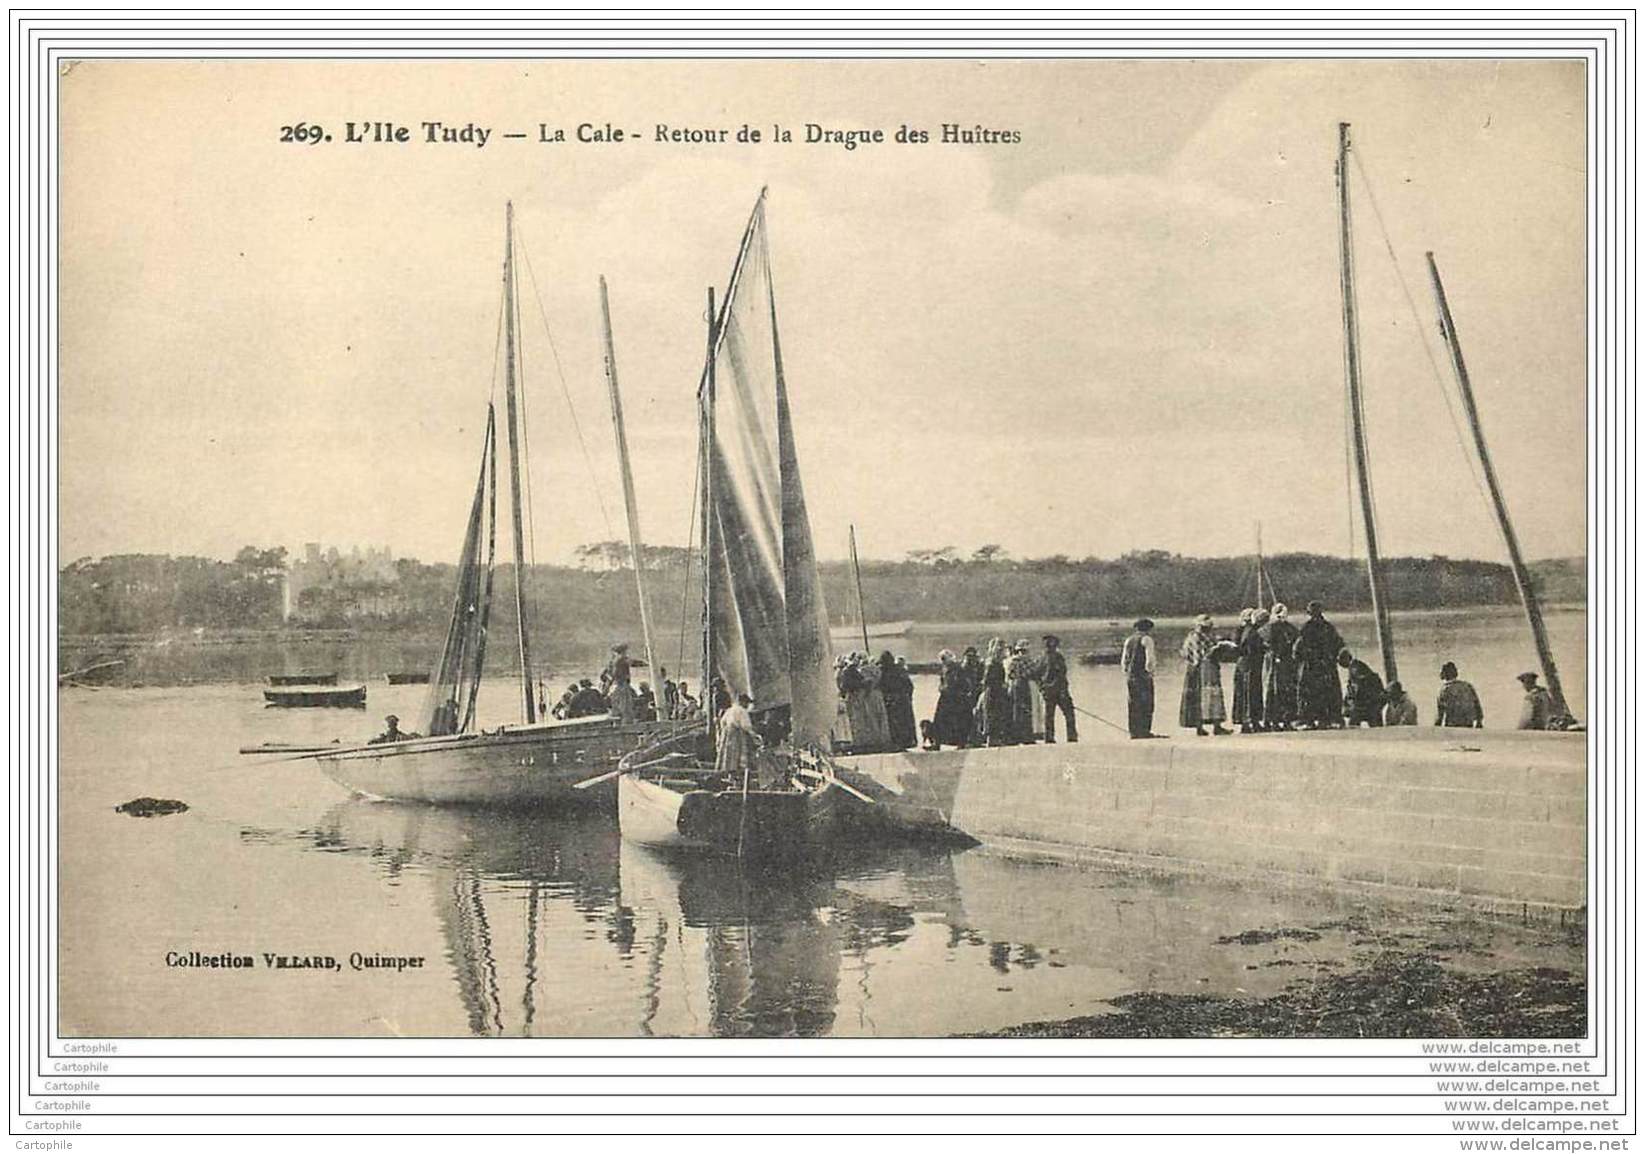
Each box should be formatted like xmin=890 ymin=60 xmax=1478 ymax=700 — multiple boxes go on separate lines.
xmin=618 ymin=772 xmax=839 ymax=854
xmin=829 ymin=619 xmax=914 ymax=642
xmin=263 ymin=684 xmax=367 ymax=708
xmin=316 ymin=718 xmax=677 ymax=807
xmin=384 ymin=672 xmax=431 ymax=685
xmin=268 ymin=673 xmax=339 ymax=686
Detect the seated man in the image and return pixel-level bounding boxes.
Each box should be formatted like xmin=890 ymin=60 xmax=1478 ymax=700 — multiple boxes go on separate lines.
xmin=368 ymin=713 xmax=419 ymax=744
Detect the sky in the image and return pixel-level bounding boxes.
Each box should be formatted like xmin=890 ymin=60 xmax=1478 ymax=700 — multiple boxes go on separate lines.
xmin=58 ymin=59 xmax=1588 ymax=566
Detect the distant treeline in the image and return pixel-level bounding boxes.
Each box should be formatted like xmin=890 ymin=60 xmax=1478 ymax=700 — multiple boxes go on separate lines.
xmin=58 ymin=545 xmax=1586 ymax=647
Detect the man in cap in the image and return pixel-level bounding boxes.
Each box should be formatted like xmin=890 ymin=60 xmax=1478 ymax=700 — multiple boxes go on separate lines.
xmin=605 ymin=642 xmax=642 ymax=722
xmin=1383 ymin=680 xmax=1418 ymax=726
xmin=1517 ymin=671 xmax=1553 ymax=730
xmin=1435 ymin=661 xmax=1484 ymax=728
xmin=369 ymin=714 xmax=411 ymax=744
xmin=1039 ymin=634 xmax=1077 ymax=743
xmin=1120 ymin=618 xmax=1158 ymax=738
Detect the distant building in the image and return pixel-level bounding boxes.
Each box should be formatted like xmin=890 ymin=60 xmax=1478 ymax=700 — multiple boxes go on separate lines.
xmin=283 ymin=542 xmax=404 ymax=622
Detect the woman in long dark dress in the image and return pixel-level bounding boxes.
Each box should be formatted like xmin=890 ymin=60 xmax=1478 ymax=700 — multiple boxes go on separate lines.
xmin=878 ymin=650 xmax=917 ymax=750
xmin=1233 ymin=607 xmax=1269 ymax=732
xmin=1293 ymin=600 xmax=1346 ymax=728
xmin=978 ymin=637 xmax=1011 ymax=746
xmin=1005 ymin=640 xmax=1038 ymax=744
xmin=1260 ymin=603 xmax=1300 ymax=730
xmin=931 ymin=649 xmax=972 ymax=749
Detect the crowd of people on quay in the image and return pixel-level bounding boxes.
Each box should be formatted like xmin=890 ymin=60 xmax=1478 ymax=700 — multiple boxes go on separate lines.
xmin=374 ymin=608 xmax=1566 ymax=747
xmin=920 ymin=634 xmax=1077 ymax=750
xmin=1116 ymin=600 xmax=1563 ymax=739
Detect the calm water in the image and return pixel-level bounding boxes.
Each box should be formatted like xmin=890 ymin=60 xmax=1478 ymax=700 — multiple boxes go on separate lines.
xmin=56 ymin=607 xmax=1586 ymax=1038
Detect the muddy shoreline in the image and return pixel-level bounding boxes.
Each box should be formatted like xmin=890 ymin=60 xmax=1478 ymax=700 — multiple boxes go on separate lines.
xmin=969 ymin=916 xmax=1586 ymax=1039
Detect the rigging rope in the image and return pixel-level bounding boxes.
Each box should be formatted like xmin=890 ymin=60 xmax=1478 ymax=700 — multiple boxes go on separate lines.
xmin=514 ymin=229 xmax=618 ymax=543
xmin=677 ymin=412 xmax=703 ymax=676
xmin=1349 ymin=150 xmax=1500 ymax=534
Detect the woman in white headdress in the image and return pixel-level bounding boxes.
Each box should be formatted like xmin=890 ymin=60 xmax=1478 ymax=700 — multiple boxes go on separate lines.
xmin=1180 ymin=614 xmax=1235 ymax=736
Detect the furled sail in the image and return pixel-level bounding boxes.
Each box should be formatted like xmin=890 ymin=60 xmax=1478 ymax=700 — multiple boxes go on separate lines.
xmin=704 ymin=193 xmax=836 ymax=744
xmin=424 ymin=407 xmax=498 ymax=736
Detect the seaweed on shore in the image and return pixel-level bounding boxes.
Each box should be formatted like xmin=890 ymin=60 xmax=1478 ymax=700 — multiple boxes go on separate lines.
xmin=967 ymin=952 xmax=1585 ymax=1039
xmin=114 ymin=797 xmax=188 ymax=818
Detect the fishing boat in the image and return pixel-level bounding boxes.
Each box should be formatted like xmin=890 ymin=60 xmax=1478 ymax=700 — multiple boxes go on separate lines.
xmin=264 ymin=683 xmax=367 ymax=708
xmin=617 ymin=191 xmax=854 ymax=854
xmin=829 ymin=619 xmax=913 ymax=643
xmin=314 ymin=204 xmax=678 ymax=807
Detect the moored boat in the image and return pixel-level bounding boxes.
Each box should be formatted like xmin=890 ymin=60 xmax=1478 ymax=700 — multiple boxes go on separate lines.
xmin=616 ymin=190 xmax=857 ymax=855
xmin=617 ymin=731 xmax=848 ymax=853
xmin=268 ymin=672 xmax=338 ymax=686
xmin=384 ymin=671 xmax=431 ymax=685
xmin=264 ymin=683 xmax=367 ymax=708
xmin=313 ymin=203 xmax=674 ymax=804
xmin=318 ymin=715 xmax=670 ymax=806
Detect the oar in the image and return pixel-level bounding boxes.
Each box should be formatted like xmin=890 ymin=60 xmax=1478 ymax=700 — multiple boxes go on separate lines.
xmin=572 ymin=767 xmax=625 ymax=791
xmin=794 ymin=765 xmax=875 ymax=805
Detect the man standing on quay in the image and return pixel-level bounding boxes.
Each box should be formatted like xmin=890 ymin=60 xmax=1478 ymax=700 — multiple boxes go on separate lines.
xmin=1120 ymin=618 xmax=1157 ymax=738
xmin=1039 ymin=634 xmax=1078 ymax=743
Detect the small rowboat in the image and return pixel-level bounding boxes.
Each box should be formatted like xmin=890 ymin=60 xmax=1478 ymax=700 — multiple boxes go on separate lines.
xmin=384 ymin=671 xmax=431 ymax=685
xmin=263 ymin=683 xmax=367 ymax=708
xmin=1077 ymin=650 xmax=1121 ymax=666
xmin=268 ymin=672 xmax=339 ymax=686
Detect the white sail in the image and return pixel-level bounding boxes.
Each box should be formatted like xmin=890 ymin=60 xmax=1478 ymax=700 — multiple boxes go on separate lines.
xmin=705 ymin=194 xmax=836 ymax=745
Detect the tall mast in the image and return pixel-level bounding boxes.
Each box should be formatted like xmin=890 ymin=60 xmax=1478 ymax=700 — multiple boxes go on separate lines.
xmin=701 ymin=285 xmax=717 ymax=737
xmin=599 ymin=276 xmax=659 ymax=692
xmin=1336 ymin=122 xmax=1399 ymax=685
xmin=1425 ymin=252 xmax=1574 ymax=723
xmin=502 ymin=202 xmax=536 ymax=723
xmin=849 ymin=524 xmax=871 ymax=656
xmin=1255 ymin=521 xmax=1267 ymax=610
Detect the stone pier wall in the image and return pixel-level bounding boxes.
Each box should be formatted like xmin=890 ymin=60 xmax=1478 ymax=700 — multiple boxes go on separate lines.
xmin=838 ymin=727 xmax=1587 ymax=913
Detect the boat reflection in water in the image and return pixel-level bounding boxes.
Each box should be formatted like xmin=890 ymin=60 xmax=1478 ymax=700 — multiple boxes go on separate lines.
xmin=301 ymin=799 xmax=1548 ymax=1038
xmin=309 ymin=800 xmax=966 ymax=1037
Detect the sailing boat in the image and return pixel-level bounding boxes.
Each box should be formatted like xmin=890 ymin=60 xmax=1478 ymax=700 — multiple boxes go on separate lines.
xmin=315 ymin=204 xmax=678 ymax=806
xmin=616 ymin=190 xmax=855 ymax=854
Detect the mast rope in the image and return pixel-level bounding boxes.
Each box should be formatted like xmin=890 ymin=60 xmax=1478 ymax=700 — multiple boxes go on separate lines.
xmin=677 ymin=413 xmax=703 ymax=676
xmin=514 ymin=228 xmax=618 ymax=543
xmin=1349 ymin=151 xmax=1499 ymax=532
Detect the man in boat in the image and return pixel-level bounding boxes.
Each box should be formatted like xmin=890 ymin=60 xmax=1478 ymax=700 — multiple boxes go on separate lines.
xmin=675 ymin=680 xmax=701 ymax=718
xmin=714 ymin=692 xmax=760 ymax=783
xmin=1339 ymin=649 xmax=1387 ymax=728
xmin=1383 ymin=680 xmax=1418 ymax=726
xmin=1435 ymin=661 xmax=1484 ymax=728
xmin=1259 ymin=603 xmax=1301 ymax=730
xmin=1293 ymin=601 xmax=1346 ymax=729
xmin=1516 ymin=671 xmax=1554 ymax=730
xmin=1038 ymin=634 xmax=1078 ymax=743
xmin=604 ymin=642 xmax=646 ymax=722
xmin=709 ymin=676 xmax=732 ymax=719
xmin=568 ymin=678 xmax=608 ymax=718
xmin=368 ymin=714 xmax=417 ymax=744
xmin=636 ymin=681 xmax=658 ymax=722
xmin=658 ymin=666 xmax=680 ymax=719
xmin=1120 ymin=618 xmax=1157 ymax=738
